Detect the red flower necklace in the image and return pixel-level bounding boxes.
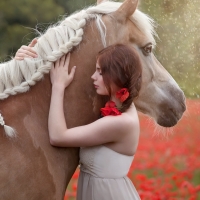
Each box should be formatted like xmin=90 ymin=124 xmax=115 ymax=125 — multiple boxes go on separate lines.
xmin=100 ymin=101 xmax=121 ymax=117
xmin=100 ymin=88 xmax=129 ymax=117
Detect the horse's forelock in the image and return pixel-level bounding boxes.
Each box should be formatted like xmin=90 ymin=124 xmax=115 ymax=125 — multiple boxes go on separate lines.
xmin=91 ymin=2 xmax=157 ymax=46
xmin=131 ymin=10 xmax=157 ymax=46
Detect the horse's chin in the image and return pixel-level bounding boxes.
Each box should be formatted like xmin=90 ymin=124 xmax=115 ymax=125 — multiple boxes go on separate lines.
xmin=156 ymin=101 xmax=186 ymax=127
xmin=156 ymin=114 xmax=180 ymax=127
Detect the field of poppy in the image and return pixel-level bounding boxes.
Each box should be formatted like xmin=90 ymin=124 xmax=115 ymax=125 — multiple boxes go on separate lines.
xmin=64 ymin=99 xmax=200 ymax=200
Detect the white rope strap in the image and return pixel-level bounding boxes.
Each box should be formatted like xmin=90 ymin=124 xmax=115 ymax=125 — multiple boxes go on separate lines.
xmin=0 ymin=113 xmax=16 ymax=137
xmin=0 ymin=113 xmax=5 ymax=126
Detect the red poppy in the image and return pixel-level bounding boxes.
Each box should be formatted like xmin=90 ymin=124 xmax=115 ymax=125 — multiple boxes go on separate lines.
xmin=68 ymin=100 xmax=200 ymax=199
xmin=116 ymin=88 xmax=129 ymax=102
xmin=100 ymin=101 xmax=121 ymax=116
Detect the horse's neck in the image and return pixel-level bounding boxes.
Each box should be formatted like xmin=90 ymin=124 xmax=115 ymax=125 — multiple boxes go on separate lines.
xmin=0 ymin=74 xmax=51 ymax=130
xmin=0 ymin=20 xmax=106 ymax=200
xmin=1 ymin=19 xmax=105 ymax=130
xmin=0 ymin=76 xmax=79 ymax=199
xmin=62 ymin=22 xmax=105 ymax=127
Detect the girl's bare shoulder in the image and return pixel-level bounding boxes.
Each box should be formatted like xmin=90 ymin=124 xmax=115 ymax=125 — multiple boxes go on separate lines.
xmin=101 ymin=107 xmax=139 ymax=133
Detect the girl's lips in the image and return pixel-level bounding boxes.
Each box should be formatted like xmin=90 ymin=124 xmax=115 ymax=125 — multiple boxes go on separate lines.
xmin=94 ymin=84 xmax=98 ymax=88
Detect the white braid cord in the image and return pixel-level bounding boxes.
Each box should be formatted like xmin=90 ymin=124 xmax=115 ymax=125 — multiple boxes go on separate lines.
xmin=0 ymin=113 xmax=15 ymax=137
xmin=0 ymin=2 xmax=156 ymax=137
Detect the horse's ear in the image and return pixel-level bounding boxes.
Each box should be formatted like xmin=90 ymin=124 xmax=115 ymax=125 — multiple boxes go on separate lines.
xmin=112 ymin=0 xmax=138 ymax=22
xmin=97 ymin=0 xmax=108 ymax=5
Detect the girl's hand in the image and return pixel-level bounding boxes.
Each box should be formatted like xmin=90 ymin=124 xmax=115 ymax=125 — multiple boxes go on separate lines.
xmin=14 ymin=38 xmax=38 ymax=60
xmin=50 ymin=54 xmax=76 ymax=89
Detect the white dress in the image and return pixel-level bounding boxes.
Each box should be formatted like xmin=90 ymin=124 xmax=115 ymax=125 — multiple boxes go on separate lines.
xmin=77 ymin=145 xmax=141 ymax=200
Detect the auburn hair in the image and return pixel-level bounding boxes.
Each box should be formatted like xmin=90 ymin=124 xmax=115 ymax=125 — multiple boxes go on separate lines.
xmin=97 ymin=44 xmax=142 ymax=112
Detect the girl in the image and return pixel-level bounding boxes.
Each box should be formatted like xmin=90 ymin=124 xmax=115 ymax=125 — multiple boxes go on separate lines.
xmin=15 ymin=41 xmax=142 ymax=200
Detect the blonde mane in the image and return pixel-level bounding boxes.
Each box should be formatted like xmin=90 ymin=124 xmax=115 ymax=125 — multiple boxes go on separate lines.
xmin=0 ymin=1 xmax=156 ymax=136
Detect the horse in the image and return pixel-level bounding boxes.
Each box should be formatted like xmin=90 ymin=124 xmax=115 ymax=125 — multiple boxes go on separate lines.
xmin=0 ymin=0 xmax=186 ymax=199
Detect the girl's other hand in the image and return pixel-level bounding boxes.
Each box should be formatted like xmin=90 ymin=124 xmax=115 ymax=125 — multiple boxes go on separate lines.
xmin=50 ymin=54 xmax=76 ymax=89
xmin=14 ymin=38 xmax=38 ymax=60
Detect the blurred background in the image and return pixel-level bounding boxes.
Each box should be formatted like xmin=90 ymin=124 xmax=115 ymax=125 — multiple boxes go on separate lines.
xmin=1 ymin=1 xmax=200 ymax=199
xmin=0 ymin=0 xmax=200 ymax=98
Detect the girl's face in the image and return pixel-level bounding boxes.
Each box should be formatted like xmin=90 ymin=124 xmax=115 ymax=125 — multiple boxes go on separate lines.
xmin=91 ymin=62 xmax=109 ymax=95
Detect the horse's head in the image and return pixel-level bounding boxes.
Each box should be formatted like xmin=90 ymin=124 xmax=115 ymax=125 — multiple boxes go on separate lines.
xmin=98 ymin=0 xmax=186 ymax=127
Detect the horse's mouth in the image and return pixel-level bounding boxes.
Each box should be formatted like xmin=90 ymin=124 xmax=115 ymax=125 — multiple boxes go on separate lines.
xmin=157 ymin=112 xmax=182 ymax=127
xmin=156 ymin=97 xmax=186 ymax=128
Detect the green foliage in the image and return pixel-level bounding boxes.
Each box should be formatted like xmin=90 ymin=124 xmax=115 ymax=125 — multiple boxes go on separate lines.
xmin=0 ymin=0 xmax=64 ymax=60
xmin=49 ymin=0 xmax=97 ymax=14
xmin=65 ymin=0 xmax=96 ymax=13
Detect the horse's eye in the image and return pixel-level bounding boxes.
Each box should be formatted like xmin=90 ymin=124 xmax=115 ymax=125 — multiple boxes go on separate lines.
xmin=143 ymin=44 xmax=152 ymax=56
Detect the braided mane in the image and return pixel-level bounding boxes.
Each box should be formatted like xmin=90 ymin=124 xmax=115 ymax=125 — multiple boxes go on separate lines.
xmin=0 ymin=1 xmax=156 ymax=137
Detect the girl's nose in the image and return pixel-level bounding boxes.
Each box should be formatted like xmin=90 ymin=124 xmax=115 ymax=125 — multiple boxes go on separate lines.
xmin=91 ymin=72 xmax=96 ymax=80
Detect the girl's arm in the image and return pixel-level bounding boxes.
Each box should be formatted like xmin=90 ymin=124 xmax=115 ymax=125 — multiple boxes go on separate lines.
xmin=48 ymin=54 xmax=76 ymax=143
xmin=49 ymin=54 xmax=137 ymax=147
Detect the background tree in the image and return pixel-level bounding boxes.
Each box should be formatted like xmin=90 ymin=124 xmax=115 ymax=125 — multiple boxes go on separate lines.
xmin=0 ymin=0 xmax=64 ymax=60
